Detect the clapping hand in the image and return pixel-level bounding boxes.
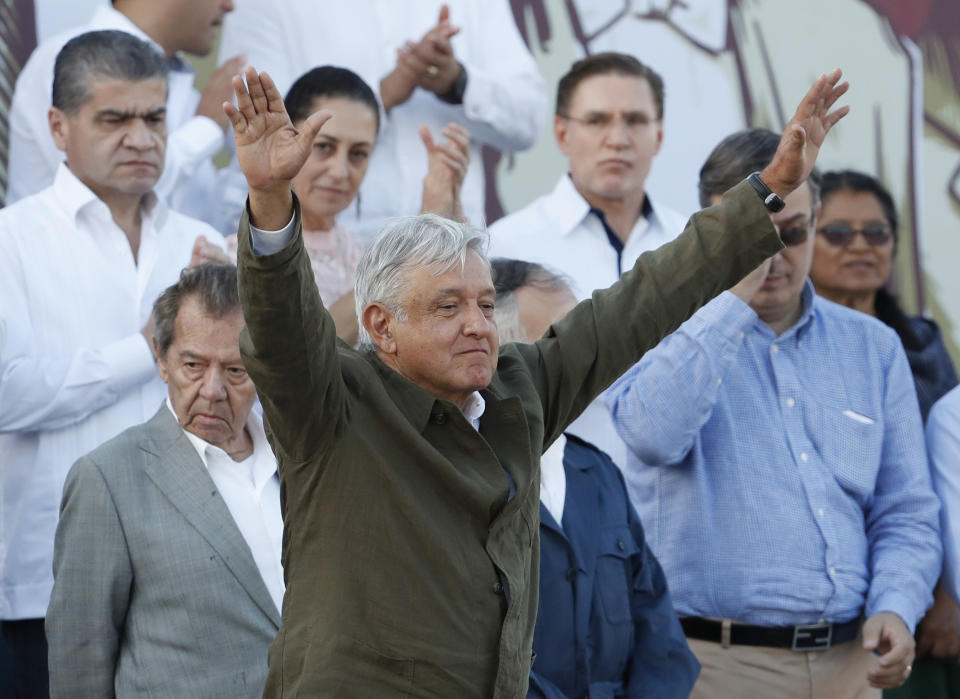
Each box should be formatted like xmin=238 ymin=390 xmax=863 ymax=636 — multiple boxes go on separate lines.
xmin=419 ymin=123 xmax=471 ymax=221
xmin=223 ymin=66 xmax=331 ymax=229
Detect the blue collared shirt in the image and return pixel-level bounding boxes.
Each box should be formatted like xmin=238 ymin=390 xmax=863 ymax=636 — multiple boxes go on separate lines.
xmin=607 ymin=282 xmax=941 ymax=632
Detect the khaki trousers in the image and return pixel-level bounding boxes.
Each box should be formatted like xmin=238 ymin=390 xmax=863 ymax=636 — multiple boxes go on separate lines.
xmin=688 ymin=633 xmax=882 ymax=699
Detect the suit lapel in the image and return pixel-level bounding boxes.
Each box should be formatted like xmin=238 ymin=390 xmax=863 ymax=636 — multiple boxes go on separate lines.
xmin=139 ymin=407 xmax=281 ymax=628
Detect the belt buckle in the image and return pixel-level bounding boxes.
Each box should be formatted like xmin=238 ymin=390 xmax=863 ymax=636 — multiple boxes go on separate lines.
xmin=792 ymin=623 xmax=832 ymax=651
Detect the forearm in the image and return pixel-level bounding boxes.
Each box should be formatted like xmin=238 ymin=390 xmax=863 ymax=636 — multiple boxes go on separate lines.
xmin=607 ymin=292 xmax=754 ymax=466
xmin=236 ymin=199 xmax=345 ymax=459
xmin=531 ymin=179 xmax=782 ymax=445
xmin=0 ymin=335 xmax=155 ymax=432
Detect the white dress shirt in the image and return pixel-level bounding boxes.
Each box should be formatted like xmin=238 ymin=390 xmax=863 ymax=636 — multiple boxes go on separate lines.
xmin=6 ymin=4 xmax=225 ymax=226
xmin=170 ymin=401 xmax=285 ymax=614
xmin=217 ymin=0 xmax=547 ymax=237
xmin=488 ymin=173 xmax=688 ymax=469
xmin=927 ymin=385 xmax=960 ymax=606
xmin=0 ymin=164 xmax=225 ymax=620
xmin=539 ymin=435 xmax=567 ymax=526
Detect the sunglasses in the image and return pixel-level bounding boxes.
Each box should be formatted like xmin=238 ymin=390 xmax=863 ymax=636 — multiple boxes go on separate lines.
xmin=816 ymin=224 xmax=893 ymax=247
xmin=777 ymin=226 xmax=810 ymax=247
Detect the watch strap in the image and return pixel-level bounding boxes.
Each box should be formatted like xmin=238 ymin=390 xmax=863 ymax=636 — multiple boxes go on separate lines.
xmin=747 ymin=172 xmax=786 ymax=212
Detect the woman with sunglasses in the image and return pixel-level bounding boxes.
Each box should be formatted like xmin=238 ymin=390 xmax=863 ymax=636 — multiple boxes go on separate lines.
xmin=810 ymin=169 xmax=957 ymax=421
xmin=810 ymin=169 xmax=958 ymax=699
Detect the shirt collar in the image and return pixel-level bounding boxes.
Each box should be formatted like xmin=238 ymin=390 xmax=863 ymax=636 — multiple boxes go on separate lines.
xmin=754 ymin=279 xmax=818 ymax=339
xmin=462 ymin=391 xmax=486 ymax=429
xmin=165 ymin=398 xmax=274 ymax=475
xmin=53 ymin=162 xmax=163 ymax=226
xmin=553 ymin=172 xmax=658 ymax=238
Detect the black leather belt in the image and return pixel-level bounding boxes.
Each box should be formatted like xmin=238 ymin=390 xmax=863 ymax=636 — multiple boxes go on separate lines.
xmin=680 ymin=616 xmax=861 ymax=651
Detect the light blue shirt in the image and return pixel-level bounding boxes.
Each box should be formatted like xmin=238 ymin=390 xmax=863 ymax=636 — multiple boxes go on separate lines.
xmin=607 ymin=282 xmax=941 ymax=631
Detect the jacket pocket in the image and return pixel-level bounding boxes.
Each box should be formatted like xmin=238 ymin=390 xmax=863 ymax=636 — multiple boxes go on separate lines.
xmin=596 ymin=525 xmax=637 ymax=625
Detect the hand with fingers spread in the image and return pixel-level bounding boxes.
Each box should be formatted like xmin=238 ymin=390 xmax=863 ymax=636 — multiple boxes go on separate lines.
xmin=760 ymin=69 xmax=850 ymax=198
xmin=863 ymin=611 xmax=916 ymax=689
xmin=419 ymin=122 xmax=471 ymax=221
xmin=223 ymin=66 xmax=331 ymax=228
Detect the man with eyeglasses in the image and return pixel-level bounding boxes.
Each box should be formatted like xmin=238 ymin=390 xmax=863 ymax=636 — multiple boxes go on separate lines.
xmin=488 ymin=52 xmax=687 ymax=470
xmin=606 ymin=128 xmax=941 ymax=698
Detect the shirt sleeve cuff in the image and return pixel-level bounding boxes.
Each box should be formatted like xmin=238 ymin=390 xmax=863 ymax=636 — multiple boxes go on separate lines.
xmin=172 ymin=116 xmax=225 ymax=163
xmin=867 ymin=593 xmax=923 ymax=634
xmin=249 ymin=213 xmax=297 ymax=256
xmin=101 ymin=334 xmax=158 ymax=395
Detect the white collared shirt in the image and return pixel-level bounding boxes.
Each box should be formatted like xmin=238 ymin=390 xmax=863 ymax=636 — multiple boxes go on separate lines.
xmin=539 ymin=435 xmax=567 ymax=526
xmin=488 ymin=173 xmax=688 ymax=469
xmin=0 ymin=164 xmax=225 ymax=620
xmin=6 ymin=4 xmax=225 ymax=227
xmin=216 ymin=0 xmax=547 ymax=238
xmin=168 ymin=401 xmax=285 ymax=614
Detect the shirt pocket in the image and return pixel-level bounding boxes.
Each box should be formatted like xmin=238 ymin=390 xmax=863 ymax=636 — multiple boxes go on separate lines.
xmin=596 ymin=525 xmax=637 ymax=625
xmin=807 ymin=401 xmax=883 ymax=498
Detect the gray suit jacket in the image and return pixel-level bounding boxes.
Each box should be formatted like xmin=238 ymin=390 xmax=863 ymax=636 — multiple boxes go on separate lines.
xmin=46 ymin=405 xmax=281 ymax=698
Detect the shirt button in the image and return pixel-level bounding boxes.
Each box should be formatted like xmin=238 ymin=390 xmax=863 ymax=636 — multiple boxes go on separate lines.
xmin=818 ymin=508 xmax=825 ymax=517
xmin=800 ymin=452 xmax=809 ymax=462
xmin=566 ymin=568 xmax=577 ymax=582
xmin=738 ymin=332 xmax=745 ymax=340
xmin=716 ymin=378 xmax=723 ymax=386
xmin=785 ymin=397 xmax=796 ymax=408
xmin=829 ymin=567 xmax=836 ymax=576
xmin=434 ymin=412 xmax=447 ymax=425
xmin=493 ymin=581 xmax=504 ymax=594
xmin=771 ymin=345 xmax=779 ymax=353
xmin=617 ymin=540 xmax=626 ymax=551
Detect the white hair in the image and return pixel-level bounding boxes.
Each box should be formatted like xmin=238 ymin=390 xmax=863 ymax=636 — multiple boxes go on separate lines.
xmin=355 ymin=214 xmax=490 ymax=350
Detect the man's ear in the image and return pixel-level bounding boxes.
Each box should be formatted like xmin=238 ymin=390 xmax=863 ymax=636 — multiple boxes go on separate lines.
xmin=362 ymin=303 xmax=397 ymax=354
xmin=48 ymin=107 xmax=70 ymax=152
xmin=554 ymin=114 xmax=571 ymax=156
xmin=153 ymin=339 xmax=170 ymax=383
xmin=654 ymin=120 xmax=664 ymax=155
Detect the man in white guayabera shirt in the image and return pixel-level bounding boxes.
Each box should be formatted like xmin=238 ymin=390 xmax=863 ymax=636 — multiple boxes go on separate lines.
xmin=0 ymin=30 xmax=226 ymax=696
xmin=47 ymin=264 xmax=282 ymax=699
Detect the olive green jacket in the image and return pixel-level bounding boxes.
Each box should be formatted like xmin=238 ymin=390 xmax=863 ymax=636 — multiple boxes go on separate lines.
xmin=236 ymin=180 xmax=781 ymax=698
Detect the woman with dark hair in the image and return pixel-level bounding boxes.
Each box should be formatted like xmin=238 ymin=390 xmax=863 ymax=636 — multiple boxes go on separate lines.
xmin=228 ymin=65 xmax=469 ymax=344
xmin=811 ymin=169 xmax=957 ymax=420
xmin=811 ymin=169 xmax=959 ymax=699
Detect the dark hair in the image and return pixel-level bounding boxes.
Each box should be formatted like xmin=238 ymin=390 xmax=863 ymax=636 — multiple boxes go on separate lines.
xmin=491 ymin=258 xmax=571 ymax=297
xmin=52 ymin=30 xmax=169 ymax=114
xmin=490 ymin=259 xmax=573 ymax=344
xmin=556 ymin=52 xmax=664 ymax=119
xmin=698 ymin=128 xmax=820 ymax=208
xmin=285 ymin=66 xmax=380 ymax=133
xmin=152 ymin=264 xmax=241 ymax=358
xmin=820 ymin=169 xmax=898 ymax=243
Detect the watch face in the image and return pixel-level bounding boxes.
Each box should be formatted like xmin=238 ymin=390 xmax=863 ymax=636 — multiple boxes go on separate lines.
xmin=764 ymin=192 xmax=786 ymax=212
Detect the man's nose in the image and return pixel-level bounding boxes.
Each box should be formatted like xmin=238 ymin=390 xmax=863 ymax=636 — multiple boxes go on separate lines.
xmin=198 ymin=369 xmax=227 ymax=400
xmin=122 ymin=118 xmax=155 ymax=150
xmin=463 ymin=303 xmax=489 ymax=336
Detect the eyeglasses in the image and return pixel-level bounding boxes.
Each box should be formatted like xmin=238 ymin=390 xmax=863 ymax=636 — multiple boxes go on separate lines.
xmin=816 ymin=224 xmax=894 ymax=246
xmin=777 ymin=226 xmax=810 ymax=247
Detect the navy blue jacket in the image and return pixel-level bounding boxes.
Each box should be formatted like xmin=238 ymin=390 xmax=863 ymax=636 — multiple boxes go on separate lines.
xmin=529 ymin=436 xmax=699 ymax=699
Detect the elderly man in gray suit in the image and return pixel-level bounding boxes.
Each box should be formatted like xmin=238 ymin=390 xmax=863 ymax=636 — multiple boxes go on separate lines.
xmin=46 ymin=264 xmax=282 ymax=699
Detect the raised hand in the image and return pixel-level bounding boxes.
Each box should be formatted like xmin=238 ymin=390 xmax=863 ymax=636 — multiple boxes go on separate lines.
xmin=761 ymin=69 xmax=850 ymax=197
xmin=382 ymin=4 xmax=461 ymax=110
xmin=419 ymin=122 xmax=470 ymax=220
xmin=223 ymin=66 xmax=330 ymax=228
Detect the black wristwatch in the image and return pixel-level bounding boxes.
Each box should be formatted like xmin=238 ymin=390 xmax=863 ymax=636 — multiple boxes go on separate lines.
xmin=437 ymin=64 xmax=468 ymax=105
xmin=747 ymin=172 xmax=785 ymax=212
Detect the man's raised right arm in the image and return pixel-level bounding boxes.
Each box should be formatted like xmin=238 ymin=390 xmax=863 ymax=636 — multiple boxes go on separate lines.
xmin=225 ymin=67 xmax=346 ymax=460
